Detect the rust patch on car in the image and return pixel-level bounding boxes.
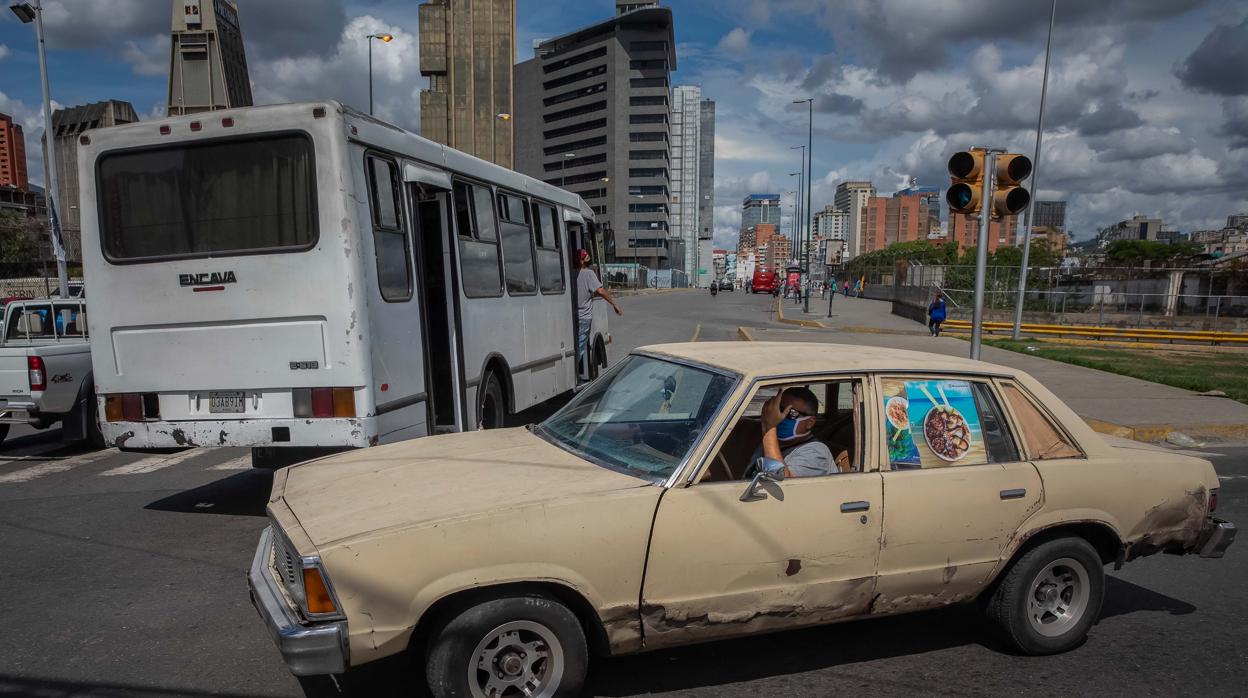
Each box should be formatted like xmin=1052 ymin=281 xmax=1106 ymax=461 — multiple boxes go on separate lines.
xmin=1124 ymin=487 xmax=1208 ymax=560
xmin=868 ymin=589 xmax=975 ymax=616
xmin=112 ymin=430 xmax=134 ymax=448
xmin=942 ymin=561 xmax=957 ymax=584
xmin=599 ymin=603 xmax=642 ymax=653
xmin=785 ymin=559 xmax=802 ymax=576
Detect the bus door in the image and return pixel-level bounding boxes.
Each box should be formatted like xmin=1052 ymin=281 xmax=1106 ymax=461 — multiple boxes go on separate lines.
xmin=410 ymin=181 xmax=464 ymax=434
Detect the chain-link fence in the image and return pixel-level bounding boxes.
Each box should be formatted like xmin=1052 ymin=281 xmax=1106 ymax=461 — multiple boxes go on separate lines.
xmin=0 ymin=262 xmax=84 ymax=301
xmin=857 ymin=263 xmax=1248 ymax=331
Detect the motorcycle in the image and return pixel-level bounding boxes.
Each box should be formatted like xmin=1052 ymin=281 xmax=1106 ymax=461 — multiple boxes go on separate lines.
xmin=710 ymin=284 xmax=718 ymax=297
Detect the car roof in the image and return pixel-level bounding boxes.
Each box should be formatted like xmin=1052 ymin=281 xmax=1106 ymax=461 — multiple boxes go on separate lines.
xmin=636 ymin=341 xmax=1021 ymax=380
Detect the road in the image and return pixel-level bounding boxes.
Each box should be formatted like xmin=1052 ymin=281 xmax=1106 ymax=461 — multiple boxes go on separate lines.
xmin=0 ymin=289 xmax=1244 ymax=697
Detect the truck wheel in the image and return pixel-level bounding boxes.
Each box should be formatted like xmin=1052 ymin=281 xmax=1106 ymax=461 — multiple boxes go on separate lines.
xmin=477 ymin=372 xmax=505 ymax=430
xmin=425 ymin=595 xmax=588 ymax=698
xmin=85 ymin=390 xmax=105 ymax=448
xmin=984 ymin=537 xmax=1104 ymax=655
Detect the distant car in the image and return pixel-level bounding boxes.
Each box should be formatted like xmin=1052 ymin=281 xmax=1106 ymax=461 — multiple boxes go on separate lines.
xmin=249 ymin=343 xmax=1235 ymax=695
xmin=717 ymin=279 xmax=734 ymax=291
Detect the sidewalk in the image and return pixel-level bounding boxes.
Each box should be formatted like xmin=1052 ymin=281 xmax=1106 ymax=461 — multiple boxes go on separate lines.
xmin=765 ymin=293 xmax=1248 ymax=444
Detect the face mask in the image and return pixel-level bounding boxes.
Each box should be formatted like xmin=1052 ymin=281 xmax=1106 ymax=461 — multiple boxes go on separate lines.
xmin=777 ymin=415 xmax=813 ymax=442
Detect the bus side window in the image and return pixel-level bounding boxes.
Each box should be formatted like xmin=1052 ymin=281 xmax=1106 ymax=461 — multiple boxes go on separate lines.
xmin=366 ymin=155 xmax=412 ymax=302
xmin=497 ymin=192 xmax=537 ymax=296
xmin=453 ymin=181 xmax=503 ymax=298
xmin=532 ymin=202 xmax=565 ymax=295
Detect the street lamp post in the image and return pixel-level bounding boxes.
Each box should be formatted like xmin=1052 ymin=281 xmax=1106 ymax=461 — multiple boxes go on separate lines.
xmin=1011 ymin=0 xmax=1057 ymax=340
xmin=366 ymin=33 xmax=394 ymax=115
xmin=560 ymin=152 xmax=575 ymax=187
xmin=10 ymin=0 xmax=68 ymax=300
xmin=794 ymin=98 xmax=814 ymax=312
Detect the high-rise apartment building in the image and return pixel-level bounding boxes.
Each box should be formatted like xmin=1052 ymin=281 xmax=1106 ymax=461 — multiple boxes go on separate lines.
xmin=0 ymin=113 xmax=29 ymax=191
xmin=948 ymin=213 xmax=1018 ymax=253
xmin=697 ymin=99 xmax=715 ymax=287
xmin=670 ymin=85 xmax=701 ymax=283
xmin=514 ymin=1 xmax=676 ymax=269
xmin=860 ymin=190 xmax=941 ymax=253
xmin=758 ymin=235 xmax=792 ymax=271
xmin=813 ymin=204 xmax=848 ymax=243
xmin=167 ymin=0 xmax=253 ymax=116
xmin=1032 ymin=200 xmax=1067 ymax=232
xmin=741 ymin=193 xmax=781 ymax=231
xmin=894 ymin=185 xmax=940 ymax=238
xmin=419 ymin=0 xmax=514 ymax=168
xmin=738 ymin=221 xmax=779 ymax=255
xmin=833 ymin=181 xmax=875 ymax=260
xmin=47 ymin=101 xmax=139 ymax=261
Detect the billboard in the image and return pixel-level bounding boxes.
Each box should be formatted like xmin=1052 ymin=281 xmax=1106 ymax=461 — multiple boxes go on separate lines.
xmin=184 ymin=0 xmax=202 ymax=25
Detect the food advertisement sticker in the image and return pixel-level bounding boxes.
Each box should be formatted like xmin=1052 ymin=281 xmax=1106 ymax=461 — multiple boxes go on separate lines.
xmin=881 ymin=379 xmax=986 ymax=469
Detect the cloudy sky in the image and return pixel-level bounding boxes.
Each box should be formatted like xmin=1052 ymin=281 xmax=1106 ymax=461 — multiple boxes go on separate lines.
xmin=1 ymin=0 xmax=1245 ymax=249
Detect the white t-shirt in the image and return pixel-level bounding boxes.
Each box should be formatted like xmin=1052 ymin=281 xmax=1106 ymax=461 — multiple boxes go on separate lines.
xmin=576 ymin=268 xmax=602 ymax=322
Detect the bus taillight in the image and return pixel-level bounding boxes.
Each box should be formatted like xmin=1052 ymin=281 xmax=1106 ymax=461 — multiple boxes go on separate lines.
xmin=293 ymin=388 xmax=356 ymax=419
xmin=103 ymin=393 xmax=161 ymax=422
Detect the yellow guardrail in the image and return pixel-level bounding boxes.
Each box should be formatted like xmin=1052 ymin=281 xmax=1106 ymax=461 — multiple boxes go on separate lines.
xmin=942 ymin=319 xmax=1248 ymax=345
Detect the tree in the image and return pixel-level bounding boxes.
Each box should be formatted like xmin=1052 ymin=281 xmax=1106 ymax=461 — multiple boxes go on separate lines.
xmin=0 ymin=211 xmax=38 ymax=265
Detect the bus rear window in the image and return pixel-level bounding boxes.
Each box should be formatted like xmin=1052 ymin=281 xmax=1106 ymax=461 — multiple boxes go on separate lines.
xmin=97 ymin=134 xmax=317 ymax=262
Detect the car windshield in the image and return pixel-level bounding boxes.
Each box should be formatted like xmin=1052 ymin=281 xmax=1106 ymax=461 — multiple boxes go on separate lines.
xmin=536 ymin=355 xmax=736 ymax=481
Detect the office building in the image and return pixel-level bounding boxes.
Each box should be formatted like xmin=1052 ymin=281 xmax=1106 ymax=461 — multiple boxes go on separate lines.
xmin=948 ymin=213 xmax=1018 ymax=253
xmin=670 ymin=85 xmax=701 ymax=284
xmin=419 ymin=0 xmax=515 ymax=168
xmin=1227 ymin=214 xmax=1248 ymax=231
xmin=741 ymin=193 xmax=781 ymax=231
xmin=1098 ymin=215 xmax=1165 ymax=245
xmin=860 ymin=189 xmax=941 ymax=253
xmin=167 ymin=0 xmax=253 ymax=116
xmin=1032 ymin=200 xmax=1067 ymax=232
xmin=0 ymin=113 xmax=28 ymax=191
xmin=47 ymin=101 xmax=139 ymax=261
xmin=697 ymin=99 xmax=715 ymax=287
xmin=833 ymin=180 xmax=875 ymax=260
xmin=813 ymin=204 xmax=847 ymax=242
xmin=514 ymin=1 xmax=676 ymax=269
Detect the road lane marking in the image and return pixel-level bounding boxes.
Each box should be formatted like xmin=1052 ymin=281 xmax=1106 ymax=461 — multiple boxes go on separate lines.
xmin=1219 ymin=475 xmax=1247 ymax=481
xmin=0 ymin=449 xmax=118 ymax=484
xmin=208 ymin=455 xmax=252 ymax=470
xmin=690 ymin=324 xmax=701 ymax=342
xmin=737 ymin=326 xmax=754 ymax=341
xmin=100 ymin=449 xmax=206 ymax=476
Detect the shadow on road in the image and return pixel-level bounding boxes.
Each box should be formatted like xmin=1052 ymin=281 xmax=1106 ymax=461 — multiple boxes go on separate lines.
xmin=0 ymin=674 xmax=276 ymax=698
xmin=1101 ymin=575 xmax=1196 ymax=618
xmin=145 ymin=469 xmax=275 ymax=517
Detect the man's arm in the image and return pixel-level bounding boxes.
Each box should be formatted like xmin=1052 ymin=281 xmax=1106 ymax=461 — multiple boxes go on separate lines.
xmin=759 ymin=393 xmax=790 ymax=477
xmin=594 ymin=285 xmax=622 ymax=315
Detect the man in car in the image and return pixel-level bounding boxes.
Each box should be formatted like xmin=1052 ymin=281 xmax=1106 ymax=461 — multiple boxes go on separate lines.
xmin=753 ymin=387 xmax=835 ymax=478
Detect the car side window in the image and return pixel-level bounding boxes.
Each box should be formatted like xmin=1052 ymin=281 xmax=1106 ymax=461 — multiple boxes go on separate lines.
xmin=880 ymin=377 xmax=998 ymax=470
xmin=970 ymin=382 xmax=1020 ymax=463
xmin=998 ymin=382 xmax=1084 ymax=460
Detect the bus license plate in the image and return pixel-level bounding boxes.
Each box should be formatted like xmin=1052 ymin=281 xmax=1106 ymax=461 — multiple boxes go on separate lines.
xmin=209 ymin=391 xmax=245 ymax=414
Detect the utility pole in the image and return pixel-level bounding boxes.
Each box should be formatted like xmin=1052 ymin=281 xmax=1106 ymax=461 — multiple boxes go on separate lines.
xmin=1011 ymin=0 xmax=1057 ymax=340
xmin=797 ymin=97 xmax=814 ymax=313
xmin=971 ymin=150 xmax=1000 ymax=360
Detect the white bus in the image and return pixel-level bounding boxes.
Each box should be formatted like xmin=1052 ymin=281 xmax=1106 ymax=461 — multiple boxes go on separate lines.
xmin=78 ymin=101 xmax=610 ymax=465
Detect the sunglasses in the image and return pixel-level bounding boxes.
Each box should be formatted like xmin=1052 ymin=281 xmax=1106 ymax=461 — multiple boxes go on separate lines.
xmin=785 ymin=407 xmax=815 ymax=419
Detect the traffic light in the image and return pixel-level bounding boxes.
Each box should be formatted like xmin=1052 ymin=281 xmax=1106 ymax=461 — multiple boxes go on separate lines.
xmin=993 ymin=153 xmax=1032 ymax=217
xmin=946 ymin=148 xmax=986 ymax=215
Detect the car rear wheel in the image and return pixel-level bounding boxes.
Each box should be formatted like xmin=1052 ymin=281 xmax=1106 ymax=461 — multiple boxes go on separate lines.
xmin=425 ymin=595 xmax=588 ymax=698
xmin=985 ymin=537 xmax=1104 ymax=655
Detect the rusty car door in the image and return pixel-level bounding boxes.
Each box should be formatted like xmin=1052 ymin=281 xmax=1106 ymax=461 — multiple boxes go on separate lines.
xmin=870 ymin=374 xmax=1044 ymax=615
xmin=639 ymin=472 xmax=883 ymax=648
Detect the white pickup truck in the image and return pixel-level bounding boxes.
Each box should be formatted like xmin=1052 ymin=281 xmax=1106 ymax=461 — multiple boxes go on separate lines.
xmin=0 ymin=298 xmax=100 ymax=446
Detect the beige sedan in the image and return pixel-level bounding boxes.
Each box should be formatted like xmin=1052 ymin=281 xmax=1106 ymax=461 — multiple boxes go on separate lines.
xmin=247 ymin=343 xmax=1235 ymax=697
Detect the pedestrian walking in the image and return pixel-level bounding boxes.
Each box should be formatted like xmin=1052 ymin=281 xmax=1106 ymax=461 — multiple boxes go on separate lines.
xmin=843 ymin=280 xmax=850 ymax=297
xmin=928 ymin=291 xmax=947 ymax=337
xmin=576 ymin=249 xmax=621 ymax=382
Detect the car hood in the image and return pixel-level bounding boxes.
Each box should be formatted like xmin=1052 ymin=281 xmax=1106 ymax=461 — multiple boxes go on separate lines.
xmin=279 ymin=427 xmax=651 ymax=547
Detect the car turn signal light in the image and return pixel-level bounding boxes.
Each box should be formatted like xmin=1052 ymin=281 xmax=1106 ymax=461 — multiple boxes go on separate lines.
xmin=302 ymin=567 xmax=338 ymax=615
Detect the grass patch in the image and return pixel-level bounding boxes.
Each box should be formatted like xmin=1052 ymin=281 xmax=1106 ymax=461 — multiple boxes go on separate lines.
xmin=984 ymin=339 xmax=1248 ymax=404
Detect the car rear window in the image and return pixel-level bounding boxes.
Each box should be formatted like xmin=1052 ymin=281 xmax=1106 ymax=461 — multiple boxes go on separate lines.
xmin=999 ymin=383 xmax=1083 ymax=460
xmin=97 ymin=133 xmax=317 ymax=262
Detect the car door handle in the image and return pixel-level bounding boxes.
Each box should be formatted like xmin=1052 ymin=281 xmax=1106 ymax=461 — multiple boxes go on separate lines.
xmin=840 ymin=501 xmax=870 ymax=513
xmin=1000 ymin=488 xmax=1027 ymax=500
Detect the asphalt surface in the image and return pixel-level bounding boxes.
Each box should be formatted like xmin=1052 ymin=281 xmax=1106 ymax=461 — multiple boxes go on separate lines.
xmin=1 ymin=290 xmax=1244 ymax=697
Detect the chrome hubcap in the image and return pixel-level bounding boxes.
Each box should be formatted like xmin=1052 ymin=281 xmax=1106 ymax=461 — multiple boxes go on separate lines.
xmin=1027 ymin=556 xmax=1090 ymax=637
xmin=470 ymin=620 xmax=563 ymax=698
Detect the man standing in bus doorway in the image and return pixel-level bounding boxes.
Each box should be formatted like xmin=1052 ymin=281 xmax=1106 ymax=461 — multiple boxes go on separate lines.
xmin=576 ymin=249 xmax=621 ymax=382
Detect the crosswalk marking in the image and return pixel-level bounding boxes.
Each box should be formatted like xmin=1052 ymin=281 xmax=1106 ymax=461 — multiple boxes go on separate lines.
xmin=0 ymin=449 xmax=117 ymax=484
xmin=100 ymin=448 xmax=207 ymax=476
xmin=208 ymin=455 xmax=252 ymax=470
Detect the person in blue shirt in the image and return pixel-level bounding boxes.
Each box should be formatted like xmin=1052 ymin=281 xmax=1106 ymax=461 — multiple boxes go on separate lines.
xmin=928 ymin=292 xmax=947 ymax=336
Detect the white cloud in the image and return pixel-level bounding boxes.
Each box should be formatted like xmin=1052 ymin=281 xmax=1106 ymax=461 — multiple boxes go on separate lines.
xmin=0 ymin=45 xmax=10 ymax=61
xmin=717 ymin=28 xmax=751 ymax=56
xmin=120 ymin=35 xmax=169 ymax=76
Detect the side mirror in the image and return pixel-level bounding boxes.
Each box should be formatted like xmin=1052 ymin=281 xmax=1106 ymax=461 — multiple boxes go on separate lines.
xmin=740 ymin=459 xmax=784 ymax=502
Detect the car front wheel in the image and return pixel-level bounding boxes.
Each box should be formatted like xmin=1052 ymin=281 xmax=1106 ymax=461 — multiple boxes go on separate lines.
xmin=425 ymin=594 xmax=588 ymax=698
xmin=985 ymin=536 xmax=1105 ymax=655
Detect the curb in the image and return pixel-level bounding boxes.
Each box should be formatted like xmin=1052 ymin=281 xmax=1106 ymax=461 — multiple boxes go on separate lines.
xmin=838 ymin=325 xmax=929 ymax=337
xmin=737 ymin=326 xmax=754 ymax=342
xmin=1083 ymin=417 xmax=1248 ymax=444
xmin=774 ymin=300 xmax=826 ymax=329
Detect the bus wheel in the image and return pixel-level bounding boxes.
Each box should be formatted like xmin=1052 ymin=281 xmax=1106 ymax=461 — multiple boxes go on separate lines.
xmin=478 ymin=372 xmax=506 ymax=430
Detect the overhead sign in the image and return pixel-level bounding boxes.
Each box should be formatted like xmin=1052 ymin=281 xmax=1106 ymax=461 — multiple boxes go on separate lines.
xmin=184 ymin=0 xmax=202 ymax=26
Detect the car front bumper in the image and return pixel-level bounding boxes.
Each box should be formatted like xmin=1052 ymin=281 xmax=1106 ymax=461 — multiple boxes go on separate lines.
xmin=247 ymin=526 xmax=349 ymax=676
xmin=1197 ymin=517 xmax=1236 ymax=558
